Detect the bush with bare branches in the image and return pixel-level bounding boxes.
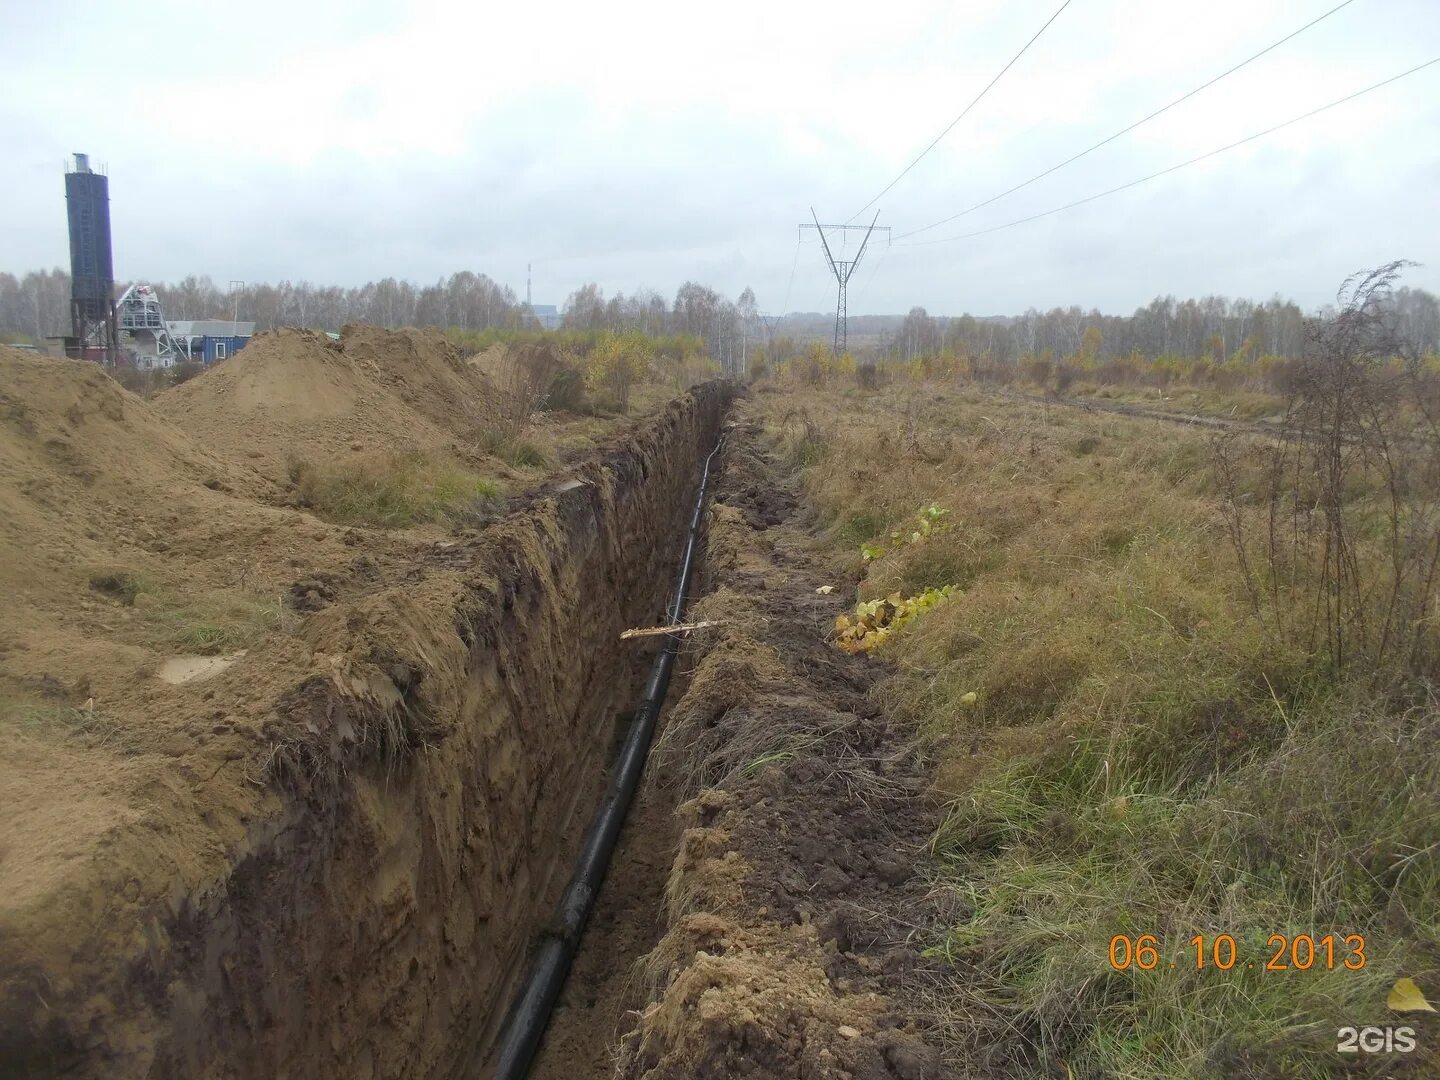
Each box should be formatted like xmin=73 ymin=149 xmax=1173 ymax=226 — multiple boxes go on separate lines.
xmin=493 ymin=343 xmax=566 ymax=437
xmin=1217 ymin=262 xmax=1440 ymax=677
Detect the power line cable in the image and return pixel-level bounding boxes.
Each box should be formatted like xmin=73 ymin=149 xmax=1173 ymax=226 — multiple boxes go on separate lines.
xmin=897 ymin=57 xmax=1440 ymax=248
xmin=895 ymin=0 xmax=1360 ymax=240
xmin=780 ymin=235 xmax=802 ymax=314
xmin=847 ymin=0 xmax=1075 ymax=223
xmin=860 ymin=235 xmax=893 ymax=291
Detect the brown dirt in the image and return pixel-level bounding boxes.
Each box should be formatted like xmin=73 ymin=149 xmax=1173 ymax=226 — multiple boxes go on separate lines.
xmin=614 ymin=404 xmax=958 ymax=1079
xmin=155 ymin=324 xmax=504 ymax=483
xmin=0 ymin=336 xmax=732 ymax=1077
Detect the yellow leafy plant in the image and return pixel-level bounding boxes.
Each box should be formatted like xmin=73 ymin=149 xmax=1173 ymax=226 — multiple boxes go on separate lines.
xmin=833 ymin=585 xmax=957 ymax=653
xmin=861 ymin=503 xmax=950 ymax=562
xmin=585 ymin=330 xmax=654 ymax=411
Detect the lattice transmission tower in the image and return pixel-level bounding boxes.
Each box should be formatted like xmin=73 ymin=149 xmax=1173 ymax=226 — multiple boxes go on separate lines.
xmin=799 ymin=209 xmax=889 ymax=354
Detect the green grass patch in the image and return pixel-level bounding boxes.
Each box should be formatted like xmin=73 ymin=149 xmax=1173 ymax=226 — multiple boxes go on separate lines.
xmin=927 ymin=699 xmax=1440 ymax=1076
xmin=0 ymin=689 xmax=132 ymax=749
xmin=833 ymin=509 xmax=888 ymax=546
xmin=140 ymin=590 xmax=291 ymax=655
xmin=476 ymin=429 xmax=551 ymax=468
xmin=291 ymin=451 xmax=503 ymax=528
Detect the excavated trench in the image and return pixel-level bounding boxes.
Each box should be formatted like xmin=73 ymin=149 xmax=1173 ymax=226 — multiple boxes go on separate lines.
xmin=521 ymin=545 xmax=718 ymax=1080
xmin=5 ymin=383 xmax=952 ymax=1079
xmin=250 ymin=386 xmax=734 ymax=1080
xmin=513 ymin=405 xmax=954 ymax=1080
xmin=1 ymin=385 xmax=730 ymax=1078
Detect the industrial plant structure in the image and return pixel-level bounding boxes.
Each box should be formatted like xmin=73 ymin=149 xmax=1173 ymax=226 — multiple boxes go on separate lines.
xmin=60 ymin=153 xmax=253 ymax=368
xmin=114 ymin=286 xmax=255 ymax=369
xmin=167 ymin=320 xmax=255 ymax=365
xmin=64 ymin=153 xmax=118 ymax=363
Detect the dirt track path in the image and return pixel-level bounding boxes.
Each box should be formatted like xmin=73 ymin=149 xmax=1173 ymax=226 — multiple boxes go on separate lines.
xmin=998 ymin=386 xmax=1284 ymax=436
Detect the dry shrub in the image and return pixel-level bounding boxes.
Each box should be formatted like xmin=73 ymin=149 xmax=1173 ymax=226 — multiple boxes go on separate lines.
xmin=776 ymin=408 xmax=826 ymax=468
xmin=970 ymin=356 xmax=1017 ymax=386
xmin=494 ymin=343 xmax=565 ymax=435
xmin=170 ymin=360 xmax=204 ymax=385
xmin=1217 ymin=262 xmax=1440 ymax=677
xmin=1095 ymin=357 xmax=1140 ymax=385
xmin=545 ymin=364 xmax=588 ymax=412
xmin=1023 ymin=354 xmax=1053 ymax=389
xmin=586 ymin=330 xmax=654 ymax=412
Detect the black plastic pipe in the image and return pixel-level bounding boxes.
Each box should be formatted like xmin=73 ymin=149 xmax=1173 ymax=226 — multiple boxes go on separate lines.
xmin=488 ymin=436 xmax=724 ymax=1080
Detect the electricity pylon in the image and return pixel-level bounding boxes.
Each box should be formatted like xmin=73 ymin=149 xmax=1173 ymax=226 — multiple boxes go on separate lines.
xmin=799 ymin=209 xmax=889 ymax=355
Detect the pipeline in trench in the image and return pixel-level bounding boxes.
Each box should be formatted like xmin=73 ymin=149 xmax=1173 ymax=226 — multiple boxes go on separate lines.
xmin=0 ymin=386 xmax=733 ymax=1079
xmin=484 ymin=437 xmax=724 ymax=1079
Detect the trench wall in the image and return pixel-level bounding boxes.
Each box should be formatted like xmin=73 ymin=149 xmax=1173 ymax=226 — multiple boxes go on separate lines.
xmin=10 ymin=384 xmax=729 ymax=1078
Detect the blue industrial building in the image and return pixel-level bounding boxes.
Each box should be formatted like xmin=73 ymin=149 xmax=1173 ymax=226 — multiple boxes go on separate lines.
xmin=168 ymin=320 xmax=255 ymax=364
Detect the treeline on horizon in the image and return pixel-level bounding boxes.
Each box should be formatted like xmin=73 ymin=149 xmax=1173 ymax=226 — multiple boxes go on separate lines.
xmin=3 ymin=268 xmax=1437 ymax=369
xmin=884 ymin=288 xmax=1440 ymax=366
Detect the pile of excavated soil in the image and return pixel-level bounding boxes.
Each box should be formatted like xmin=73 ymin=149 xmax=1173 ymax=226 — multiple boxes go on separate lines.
xmin=615 ymin=409 xmax=957 ymax=1079
xmin=156 ymin=324 xmax=502 ymax=482
xmin=0 ymin=346 xmax=421 ymax=697
xmin=465 ymin=342 xmax=510 ymax=379
xmin=0 ymin=348 xmax=432 ymax=1023
xmin=0 ymin=338 xmax=731 ymax=1077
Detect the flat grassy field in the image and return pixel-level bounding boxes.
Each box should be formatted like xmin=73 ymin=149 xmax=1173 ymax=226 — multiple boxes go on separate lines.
xmin=752 ymin=378 xmax=1440 ymax=1077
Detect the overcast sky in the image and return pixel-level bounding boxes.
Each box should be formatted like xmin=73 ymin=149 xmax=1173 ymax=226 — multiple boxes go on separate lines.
xmin=5 ymin=0 xmax=1439 ymax=316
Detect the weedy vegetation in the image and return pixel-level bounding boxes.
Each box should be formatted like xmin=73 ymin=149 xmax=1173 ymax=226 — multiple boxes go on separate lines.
xmin=755 ymin=265 xmax=1440 ymax=1077
xmin=288 ymin=451 xmax=503 ymax=529
xmin=0 ymin=689 xmax=132 ymax=750
xmin=89 ymin=566 xmax=293 ymax=655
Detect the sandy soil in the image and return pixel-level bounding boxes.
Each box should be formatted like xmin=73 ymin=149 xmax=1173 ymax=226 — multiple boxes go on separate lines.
xmin=155 ymin=325 xmax=503 ymax=483
xmin=0 ymin=334 xmax=730 ymax=1077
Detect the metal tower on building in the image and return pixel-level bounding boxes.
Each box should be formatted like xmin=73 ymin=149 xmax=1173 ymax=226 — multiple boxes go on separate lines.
xmin=799 ymin=209 xmax=888 ymax=355
xmin=64 ymin=153 xmax=118 ymax=363
xmin=116 ymin=284 xmax=191 ymax=368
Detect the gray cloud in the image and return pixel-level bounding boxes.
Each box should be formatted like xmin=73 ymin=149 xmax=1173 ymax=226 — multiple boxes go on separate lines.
xmin=4 ymin=0 xmax=1438 ymax=315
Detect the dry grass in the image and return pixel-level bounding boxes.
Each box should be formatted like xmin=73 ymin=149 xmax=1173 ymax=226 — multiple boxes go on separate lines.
xmin=750 ymin=380 xmax=1440 ymax=1077
xmin=475 ymin=428 xmax=550 ymax=468
xmin=289 ymin=450 xmax=503 ymax=528
xmin=143 ymin=590 xmax=291 ymax=654
xmin=0 ymin=688 xmax=134 ymax=751
xmin=1080 ymin=382 xmax=1287 ymax=421
xmin=88 ymin=563 xmax=294 ymax=655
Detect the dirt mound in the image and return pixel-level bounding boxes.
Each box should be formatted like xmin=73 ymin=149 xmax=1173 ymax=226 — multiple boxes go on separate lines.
xmin=465 ymin=341 xmax=510 ymax=378
xmin=0 ymin=351 xmax=732 ymax=1077
xmin=335 ymin=323 xmax=501 ymax=435
xmin=156 ymin=325 xmax=500 ymax=481
xmin=0 ymin=345 xmax=440 ymax=1073
xmin=0 ymin=346 xmax=281 ymax=623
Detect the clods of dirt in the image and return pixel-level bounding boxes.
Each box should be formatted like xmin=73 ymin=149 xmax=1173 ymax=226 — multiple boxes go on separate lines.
xmin=618 ymin=411 xmax=956 ymax=1078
